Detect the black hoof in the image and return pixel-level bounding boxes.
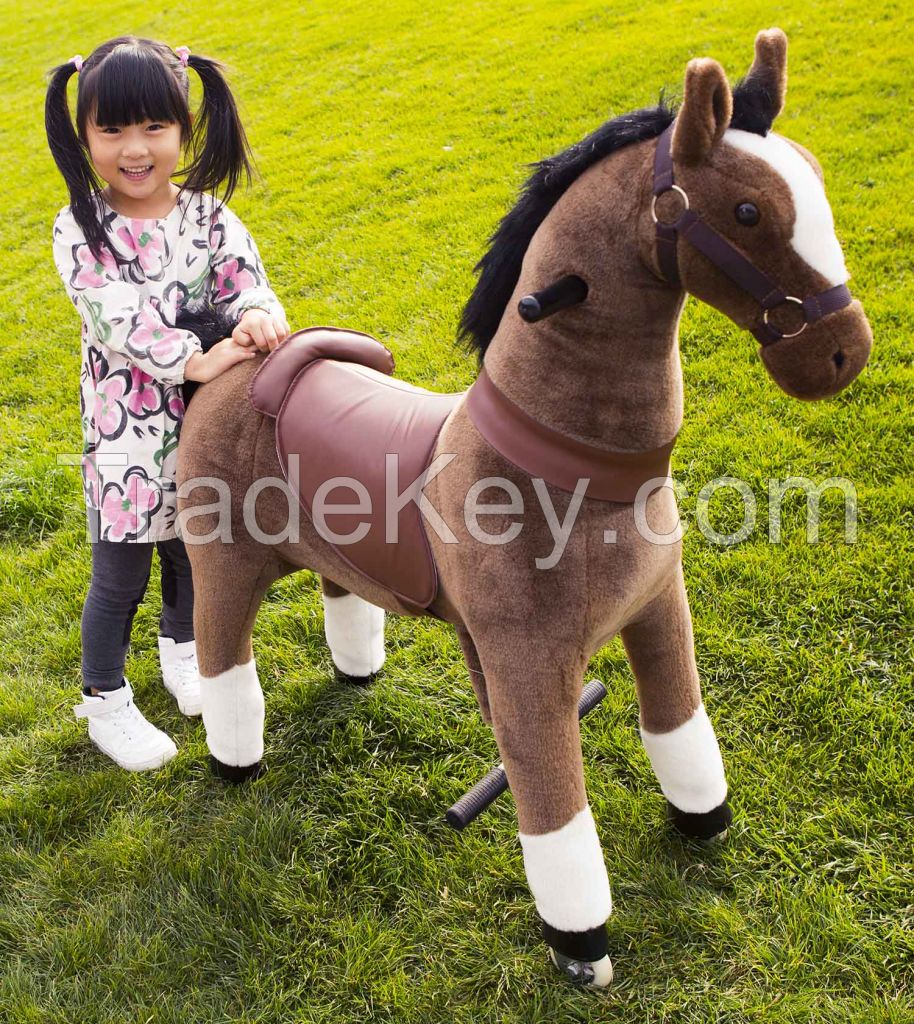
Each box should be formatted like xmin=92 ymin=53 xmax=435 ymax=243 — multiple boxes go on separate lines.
xmin=541 ymin=920 xmax=609 ymax=963
xmin=548 ymin=947 xmax=614 ymax=987
xmin=333 ymin=668 xmax=379 ymax=687
xmin=667 ymin=799 xmax=732 ymax=841
xmin=209 ymin=755 xmax=266 ymax=784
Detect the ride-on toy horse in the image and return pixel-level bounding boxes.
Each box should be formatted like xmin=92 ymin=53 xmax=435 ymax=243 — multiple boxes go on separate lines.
xmin=177 ymin=29 xmax=871 ymax=986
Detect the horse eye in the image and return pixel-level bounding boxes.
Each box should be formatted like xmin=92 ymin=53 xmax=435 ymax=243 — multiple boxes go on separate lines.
xmin=735 ymin=202 xmax=760 ymax=226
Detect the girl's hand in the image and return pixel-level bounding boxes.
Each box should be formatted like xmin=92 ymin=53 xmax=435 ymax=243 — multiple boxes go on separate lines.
xmin=184 ymin=338 xmax=258 ymax=383
xmin=232 ymin=308 xmax=291 ymax=352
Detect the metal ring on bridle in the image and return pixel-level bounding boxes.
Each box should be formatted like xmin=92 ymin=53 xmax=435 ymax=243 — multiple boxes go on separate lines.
xmin=650 ymin=185 xmax=690 ymax=225
xmin=763 ymin=296 xmax=807 ymax=338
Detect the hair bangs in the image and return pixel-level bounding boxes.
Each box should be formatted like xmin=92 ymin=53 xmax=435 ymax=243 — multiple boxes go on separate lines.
xmin=79 ymin=47 xmax=190 ymax=133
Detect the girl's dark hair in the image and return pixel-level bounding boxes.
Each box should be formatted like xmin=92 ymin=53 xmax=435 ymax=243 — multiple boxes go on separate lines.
xmin=45 ymin=36 xmax=252 ymax=259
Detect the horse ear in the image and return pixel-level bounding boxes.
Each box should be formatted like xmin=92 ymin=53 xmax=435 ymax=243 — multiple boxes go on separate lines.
xmin=672 ymin=58 xmax=733 ymax=165
xmin=741 ymin=28 xmax=788 ymax=127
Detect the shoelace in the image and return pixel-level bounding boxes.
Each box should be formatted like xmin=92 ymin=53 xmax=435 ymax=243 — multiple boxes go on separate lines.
xmin=103 ymin=698 xmax=155 ymax=743
xmin=169 ymin=655 xmax=199 ymax=691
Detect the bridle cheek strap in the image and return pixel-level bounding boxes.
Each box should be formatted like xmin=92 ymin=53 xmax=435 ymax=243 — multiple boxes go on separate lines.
xmin=651 ymin=122 xmax=853 ymax=346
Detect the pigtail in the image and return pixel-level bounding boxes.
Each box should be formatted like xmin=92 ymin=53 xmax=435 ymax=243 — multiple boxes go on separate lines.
xmin=181 ymin=54 xmax=253 ymax=204
xmin=45 ymin=40 xmax=252 ymax=259
xmin=44 ymin=60 xmax=108 ymax=259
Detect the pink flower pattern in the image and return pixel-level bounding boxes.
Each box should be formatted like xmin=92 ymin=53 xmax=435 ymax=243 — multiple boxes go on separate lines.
xmin=92 ymin=370 xmax=131 ymax=440
xmin=213 ymin=256 xmax=259 ymax=304
xmin=166 ymin=391 xmax=185 ymax=420
xmin=53 ymin=190 xmax=285 ymax=541
xmin=126 ymin=307 xmax=188 ymax=369
xmin=82 ymin=454 xmax=101 ymax=507
xmin=126 ymin=366 xmax=164 ymax=418
xmin=116 ymin=222 xmax=168 ymax=276
xmin=100 ymin=471 xmax=164 ymax=542
xmin=72 ymin=243 xmax=118 ymax=290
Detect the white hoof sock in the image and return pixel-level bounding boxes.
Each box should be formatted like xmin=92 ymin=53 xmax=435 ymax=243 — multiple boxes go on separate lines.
xmin=549 ymin=947 xmax=614 ymax=987
xmin=640 ymin=703 xmax=728 ymax=813
xmin=200 ymin=660 xmax=264 ymax=767
xmin=322 ymin=592 xmax=385 ymax=677
xmin=519 ymin=804 xmax=612 ymax=933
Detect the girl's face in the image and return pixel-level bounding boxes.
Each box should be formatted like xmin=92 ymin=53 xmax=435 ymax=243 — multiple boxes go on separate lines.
xmin=85 ymin=118 xmax=183 ymax=209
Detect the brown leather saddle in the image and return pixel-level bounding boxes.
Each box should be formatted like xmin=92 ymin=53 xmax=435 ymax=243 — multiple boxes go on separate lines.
xmin=249 ymin=327 xmax=463 ymax=613
xmin=249 ymin=327 xmax=677 ymax=614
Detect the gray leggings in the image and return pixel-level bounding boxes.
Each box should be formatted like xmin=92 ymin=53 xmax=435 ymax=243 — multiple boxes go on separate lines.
xmin=81 ymin=537 xmax=195 ymax=692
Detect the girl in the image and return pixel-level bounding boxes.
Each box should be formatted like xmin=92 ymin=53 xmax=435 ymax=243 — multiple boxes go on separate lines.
xmin=46 ymin=36 xmax=290 ymax=771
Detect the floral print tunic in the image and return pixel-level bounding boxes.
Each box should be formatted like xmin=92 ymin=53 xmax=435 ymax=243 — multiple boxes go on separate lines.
xmin=52 ymin=190 xmax=285 ymax=543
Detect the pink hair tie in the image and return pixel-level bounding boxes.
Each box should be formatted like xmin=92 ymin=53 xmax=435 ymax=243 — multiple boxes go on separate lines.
xmin=174 ymin=45 xmax=190 ymax=67
xmin=70 ymin=54 xmax=84 ymax=73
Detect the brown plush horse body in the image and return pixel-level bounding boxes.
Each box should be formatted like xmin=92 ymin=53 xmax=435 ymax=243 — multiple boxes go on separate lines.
xmin=178 ymin=30 xmax=872 ymax=986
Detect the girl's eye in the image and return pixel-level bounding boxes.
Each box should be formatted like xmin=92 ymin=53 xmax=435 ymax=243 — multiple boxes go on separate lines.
xmin=100 ymin=126 xmax=121 ymax=135
xmin=735 ymin=201 xmax=761 ymax=226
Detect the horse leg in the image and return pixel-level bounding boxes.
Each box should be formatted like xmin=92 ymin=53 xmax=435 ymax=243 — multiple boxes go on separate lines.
xmin=620 ymin=565 xmax=731 ymax=839
xmin=474 ymin=642 xmax=613 ymax=986
xmin=190 ymin=542 xmax=290 ymax=782
xmin=455 ymin=625 xmax=490 ymax=724
xmin=320 ymin=577 xmax=385 ymax=685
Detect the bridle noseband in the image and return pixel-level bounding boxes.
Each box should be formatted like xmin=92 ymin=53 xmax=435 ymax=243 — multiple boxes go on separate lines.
xmin=651 ymin=122 xmax=853 ymax=346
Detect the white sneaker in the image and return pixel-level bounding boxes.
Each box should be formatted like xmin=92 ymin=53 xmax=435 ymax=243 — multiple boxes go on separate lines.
xmin=158 ymin=636 xmax=202 ymax=716
xmin=74 ymin=681 xmax=177 ymax=771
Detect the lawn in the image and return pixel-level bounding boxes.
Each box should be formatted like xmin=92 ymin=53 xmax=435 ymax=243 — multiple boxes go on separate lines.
xmin=0 ymin=0 xmax=912 ymax=1021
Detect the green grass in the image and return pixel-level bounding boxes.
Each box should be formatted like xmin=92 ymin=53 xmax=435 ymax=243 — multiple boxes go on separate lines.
xmin=1 ymin=0 xmax=912 ymax=1020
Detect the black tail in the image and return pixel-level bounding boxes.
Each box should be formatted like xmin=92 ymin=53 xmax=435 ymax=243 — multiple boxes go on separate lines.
xmin=174 ymin=304 xmax=238 ymax=407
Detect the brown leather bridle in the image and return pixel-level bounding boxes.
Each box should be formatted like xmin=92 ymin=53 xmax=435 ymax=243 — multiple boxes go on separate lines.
xmin=651 ymin=122 xmax=853 ymax=346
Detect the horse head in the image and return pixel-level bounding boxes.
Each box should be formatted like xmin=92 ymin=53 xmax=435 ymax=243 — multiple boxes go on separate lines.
xmin=649 ymin=28 xmax=872 ymax=399
xmin=464 ymin=28 xmax=872 ymax=412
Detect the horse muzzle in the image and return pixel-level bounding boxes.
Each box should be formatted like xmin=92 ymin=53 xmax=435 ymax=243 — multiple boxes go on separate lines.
xmin=758 ymin=298 xmax=872 ymax=400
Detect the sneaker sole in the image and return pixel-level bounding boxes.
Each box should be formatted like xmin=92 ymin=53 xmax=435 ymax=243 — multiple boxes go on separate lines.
xmin=162 ymin=682 xmax=202 ymax=717
xmin=89 ymin=733 xmax=178 ymax=772
xmin=174 ymin=700 xmax=202 ymax=717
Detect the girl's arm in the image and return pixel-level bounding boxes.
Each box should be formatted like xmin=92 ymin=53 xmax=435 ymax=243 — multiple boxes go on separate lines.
xmin=208 ymin=201 xmax=287 ymax=323
xmin=53 ymin=209 xmax=202 ymax=385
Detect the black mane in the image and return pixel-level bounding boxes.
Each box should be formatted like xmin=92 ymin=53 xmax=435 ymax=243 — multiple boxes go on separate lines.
xmin=175 ymin=303 xmax=239 ymax=407
xmin=459 ymin=79 xmax=771 ymax=358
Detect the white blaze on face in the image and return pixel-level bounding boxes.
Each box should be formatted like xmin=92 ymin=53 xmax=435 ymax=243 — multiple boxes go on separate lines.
xmin=723 ymin=128 xmax=849 ymax=286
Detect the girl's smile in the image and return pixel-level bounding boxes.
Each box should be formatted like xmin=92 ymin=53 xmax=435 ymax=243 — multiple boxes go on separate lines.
xmin=121 ymin=165 xmax=153 ymax=182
